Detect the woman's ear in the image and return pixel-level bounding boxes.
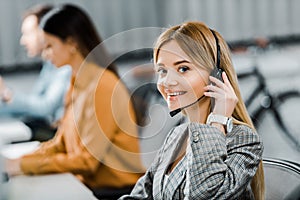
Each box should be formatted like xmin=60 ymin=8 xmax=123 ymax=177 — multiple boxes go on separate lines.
xmin=66 ymin=37 xmax=78 ymax=54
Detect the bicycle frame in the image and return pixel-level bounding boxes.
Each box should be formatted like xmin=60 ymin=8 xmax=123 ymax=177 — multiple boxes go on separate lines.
xmin=238 ymin=66 xmax=300 ymax=151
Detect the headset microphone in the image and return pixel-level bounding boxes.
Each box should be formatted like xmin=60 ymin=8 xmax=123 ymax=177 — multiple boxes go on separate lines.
xmin=169 ymin=95 xmax=205 ymax=117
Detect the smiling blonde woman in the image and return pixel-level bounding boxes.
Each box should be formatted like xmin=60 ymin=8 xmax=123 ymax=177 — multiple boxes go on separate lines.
xmin=120 ymin=21 xmax=265 ymax=200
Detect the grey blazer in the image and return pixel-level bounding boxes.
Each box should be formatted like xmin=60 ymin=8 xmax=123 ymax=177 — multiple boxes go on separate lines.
xmin=120 ymin=122 xmax=263 ymax=200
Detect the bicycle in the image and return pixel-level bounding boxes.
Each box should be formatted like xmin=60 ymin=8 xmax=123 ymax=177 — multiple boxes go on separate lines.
xmin=236 ymin=55 xmax=300 ymax=152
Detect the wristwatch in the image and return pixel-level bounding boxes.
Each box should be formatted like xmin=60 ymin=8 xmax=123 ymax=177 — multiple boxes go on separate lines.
xmin=206 ymin=113 xmax=233 ymax=133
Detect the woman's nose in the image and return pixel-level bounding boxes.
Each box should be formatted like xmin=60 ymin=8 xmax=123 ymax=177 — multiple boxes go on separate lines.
xmin=20 ymin=35 xmax=26 ymax=46
xmin=158 ymin=70 xmax=178 ymax=87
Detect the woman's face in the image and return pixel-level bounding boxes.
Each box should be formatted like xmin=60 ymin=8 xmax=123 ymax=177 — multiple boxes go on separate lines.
xmin=20 ymin=15 xmax=43 ymax=57
xmin=41 ymin=32 xmax=73 ymax=67
xmin=155 ymin=40 xmax=209 ymax=111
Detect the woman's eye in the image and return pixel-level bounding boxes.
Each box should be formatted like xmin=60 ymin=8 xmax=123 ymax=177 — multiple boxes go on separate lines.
xmin=178 ymin=66 xmax=190 ymax=73
xmin=157 ymin=67 xmax=167 ymax=75
xmin=44 ymin=44 xmax=51 ymax=50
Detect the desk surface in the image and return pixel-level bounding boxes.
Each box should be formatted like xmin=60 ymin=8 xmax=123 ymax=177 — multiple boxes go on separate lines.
xmin=0 ymin=119 xmax=31 ymax=143
xmin=3 ymin=173 xmax=97 ymax=200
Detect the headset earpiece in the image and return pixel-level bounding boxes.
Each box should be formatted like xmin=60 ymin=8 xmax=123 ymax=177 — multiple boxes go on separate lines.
xmin=209 ymin=29 xmax=224 ymax=82
xmin=210 ymin=67 xmax=223 ymax=82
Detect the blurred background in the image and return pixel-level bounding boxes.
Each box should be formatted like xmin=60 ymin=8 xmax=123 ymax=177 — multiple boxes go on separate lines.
xmin=1 ymin=0 xmax=300 ymax=66
xmin=0 ymin=0 xmax=299 ymax=165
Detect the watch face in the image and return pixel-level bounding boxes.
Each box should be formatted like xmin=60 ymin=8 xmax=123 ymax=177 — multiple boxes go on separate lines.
xmin=227 ymin=118 xmax=233 ymax=133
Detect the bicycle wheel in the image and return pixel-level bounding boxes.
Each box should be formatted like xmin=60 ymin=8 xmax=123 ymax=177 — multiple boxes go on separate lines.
xmin=249 ymin=94 xmax=271 ymax=131
xmin=273 ymin=90 xmax=300 ymax=151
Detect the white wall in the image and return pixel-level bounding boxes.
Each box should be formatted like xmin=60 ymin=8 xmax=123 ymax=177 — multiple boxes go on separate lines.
xmin=0 ymin=0 xmax=299 ymax=66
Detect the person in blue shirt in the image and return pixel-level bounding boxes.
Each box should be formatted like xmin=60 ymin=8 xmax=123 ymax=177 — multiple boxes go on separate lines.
xmin=0 ymin=4 xmax=71 ymax=141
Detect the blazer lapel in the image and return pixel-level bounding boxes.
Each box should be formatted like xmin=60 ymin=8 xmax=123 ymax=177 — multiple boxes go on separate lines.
xmin=153 ymin=124 xmax=189 ymax=199
xmin=163 ymin=156 xmax=187 ymax=199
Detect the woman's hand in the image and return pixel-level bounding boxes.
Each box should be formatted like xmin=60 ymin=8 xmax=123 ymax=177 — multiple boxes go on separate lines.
xmin=204 ymin=72 xmax=238 ymax=117
xmin=0 ymin=76 xmax=5 ymax=97
xmin=5 ymin=158 xmax=24 ymax=177
xmin=0 ymin=76 xmax=13 ymax=102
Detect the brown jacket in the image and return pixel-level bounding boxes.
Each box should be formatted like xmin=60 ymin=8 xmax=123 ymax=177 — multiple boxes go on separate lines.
xmin=20 ymin=62 xmax=145 ymax=189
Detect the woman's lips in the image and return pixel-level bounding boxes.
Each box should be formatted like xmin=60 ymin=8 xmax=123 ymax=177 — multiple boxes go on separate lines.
xmin=167 ymin=91 xmax=187 ymax=101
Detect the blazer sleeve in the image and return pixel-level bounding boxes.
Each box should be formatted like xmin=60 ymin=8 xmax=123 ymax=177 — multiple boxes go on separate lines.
xmin=20 ymin=148 xmax=99 ymax=175
xmin=20 ymin=129 xmax=100 ymax=175
xmin=20 ymin=130 xmax=66 ymax=173
xmin=23 ymin=130 xmax=65 ymax=156
xmin=185 ymin=123 xmax=263 ymax=200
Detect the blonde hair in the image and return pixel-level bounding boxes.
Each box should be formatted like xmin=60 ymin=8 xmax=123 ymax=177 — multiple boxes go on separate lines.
xmin=153 ymin=21 xmax=265 ymax=200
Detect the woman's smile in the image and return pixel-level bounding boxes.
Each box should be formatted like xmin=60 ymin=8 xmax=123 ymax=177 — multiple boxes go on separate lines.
xmin=166 ymin=90 xmax=187 ymax=102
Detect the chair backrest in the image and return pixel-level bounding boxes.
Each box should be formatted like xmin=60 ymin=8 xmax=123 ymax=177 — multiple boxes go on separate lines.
xmin=263 ymin=158 xmax=300 ymax=200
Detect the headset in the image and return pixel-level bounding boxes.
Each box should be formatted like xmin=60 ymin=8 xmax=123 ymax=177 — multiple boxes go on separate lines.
xmin=169 ymin=28 xmax=224 ymax=117
xmin=209 ymin=29 xmax=224 ymax=84
xmin=209 ymin=29 xmax=224 ymax=111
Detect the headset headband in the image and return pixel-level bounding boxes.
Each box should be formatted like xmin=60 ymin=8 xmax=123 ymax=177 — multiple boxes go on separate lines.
xmin=209 ymin=29 xmax=221 ymax=69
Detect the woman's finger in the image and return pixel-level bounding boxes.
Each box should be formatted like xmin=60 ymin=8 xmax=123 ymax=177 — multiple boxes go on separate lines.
xmin=208 ymin=75 xmax=224 ymax=88
xmin=204 ymin=84 xmax=225 ymax=95
xmin=222 ymin=72 xmax=236 ymax=93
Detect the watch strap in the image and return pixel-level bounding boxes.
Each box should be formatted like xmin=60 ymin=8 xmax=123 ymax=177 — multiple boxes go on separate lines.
xmin=206 ymin=113 xmax=233 ymax=133
xmin=206 ymin=113 xmax=228 ymax=125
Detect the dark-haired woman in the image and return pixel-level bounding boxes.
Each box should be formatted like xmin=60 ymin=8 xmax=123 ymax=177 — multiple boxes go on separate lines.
xmin=6 ymin=4 xmax=144 ymax=191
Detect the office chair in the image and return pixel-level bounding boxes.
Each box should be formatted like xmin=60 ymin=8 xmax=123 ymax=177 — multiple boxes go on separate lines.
xmin=263 ymin=158 xmax=300 ymax=200
xmin=91 ymin=186 xmax=134 ymax=200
